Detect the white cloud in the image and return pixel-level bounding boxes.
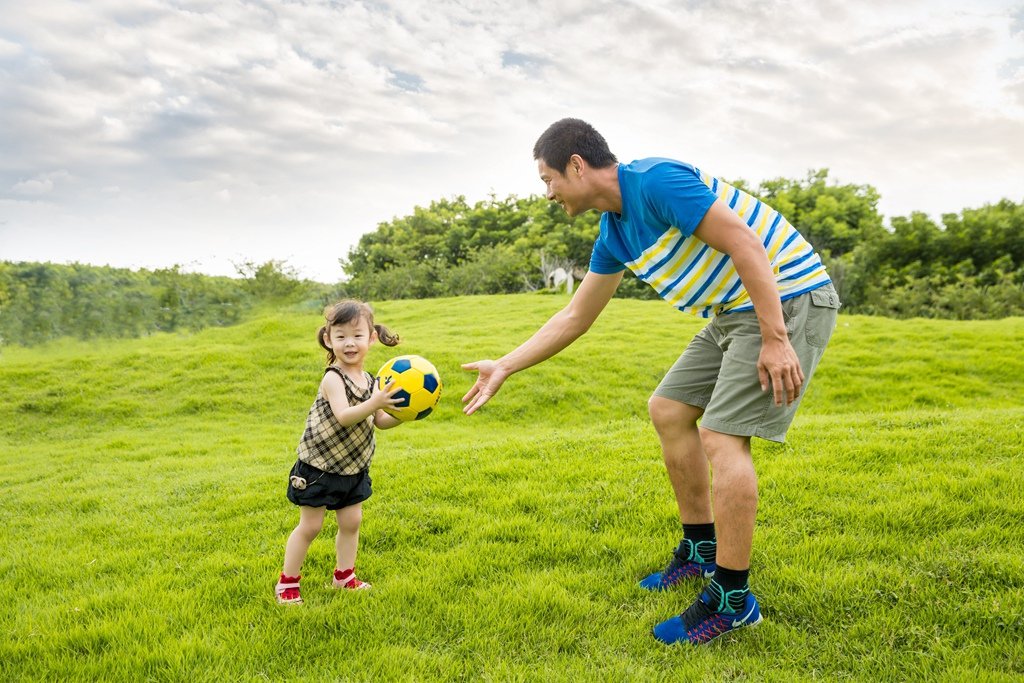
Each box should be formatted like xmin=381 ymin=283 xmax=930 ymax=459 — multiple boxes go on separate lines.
xmin=10 ymin=170 xmax=71 ymax=195
xmin=0 ymin=37 xmax=22 ymax=58
xmin=12 ymin=178 xmax=54 ymax=195
xmin=0 ymin=0 xmax=1021 ymax=281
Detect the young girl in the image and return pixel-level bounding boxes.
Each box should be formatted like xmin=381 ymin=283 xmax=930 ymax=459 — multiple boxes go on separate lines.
xmin=276 ymin=300 xmax=402 ymax=604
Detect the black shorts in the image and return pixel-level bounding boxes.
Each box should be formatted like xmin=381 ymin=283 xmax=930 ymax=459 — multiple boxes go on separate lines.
xmin=286 ymin=459 xmax=372 ymax=510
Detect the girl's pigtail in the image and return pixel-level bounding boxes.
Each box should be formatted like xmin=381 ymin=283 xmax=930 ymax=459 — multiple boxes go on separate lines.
xmin=375 ymin=323 xmax=400 ymax=347
xmin=317 ymin=324 xmax=335 ymax=364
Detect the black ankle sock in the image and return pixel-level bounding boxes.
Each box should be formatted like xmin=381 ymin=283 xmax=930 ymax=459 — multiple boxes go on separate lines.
xmin=706 ymin=565 xmax=750 ymax=613
xmin=682 ymin=522 xmax=715 ymax=542
xmin=677 ymin=523 xmax=716 ymax=564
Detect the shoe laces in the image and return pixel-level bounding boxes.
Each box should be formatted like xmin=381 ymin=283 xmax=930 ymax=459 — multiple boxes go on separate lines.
xmin=663 ymin=553 xmax=686 ymax=576
xmin=663 ymin=548 xmax=699 ymax=582
xmin=681 ymin=595 xmax=716 ymax=630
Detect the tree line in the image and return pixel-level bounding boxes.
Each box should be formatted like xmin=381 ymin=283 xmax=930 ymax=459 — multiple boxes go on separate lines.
xmin=341 ymin=170 xmax=1023 ymax=319
xmin=0 ymin=260 xmax=324 ymax=347
xmin=2 ymin=170 xmax=1020 ymax=346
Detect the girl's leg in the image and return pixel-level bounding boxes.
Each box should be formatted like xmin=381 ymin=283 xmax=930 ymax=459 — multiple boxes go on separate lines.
xmin=282 ymin=506 xmax=326 ymax=576
xmin=334 ymin=502 xmax=363 ymax=572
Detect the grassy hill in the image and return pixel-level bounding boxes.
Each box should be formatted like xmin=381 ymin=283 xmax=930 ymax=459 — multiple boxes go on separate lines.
xmin=2 ymin=294 xmax=1022 ymax=681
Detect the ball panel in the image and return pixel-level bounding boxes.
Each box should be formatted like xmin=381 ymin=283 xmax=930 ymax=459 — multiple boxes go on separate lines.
xmin=408 ymin=356 xmax=438 ymax=374
xmin=375 ymin=354 xmax=442 ymax=422
xmin=402 ymin=369 xmax=426 ymax=393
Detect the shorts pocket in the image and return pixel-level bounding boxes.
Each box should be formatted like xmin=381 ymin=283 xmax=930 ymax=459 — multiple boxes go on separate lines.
xmin=806 ymin=287 xmax=841 ymax=347
xmin=810 ymin=287 xmax=841 ymax=310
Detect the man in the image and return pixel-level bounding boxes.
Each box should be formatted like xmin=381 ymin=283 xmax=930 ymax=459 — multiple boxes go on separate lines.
xmin=462 ymin=118 xmax=840 ymax=645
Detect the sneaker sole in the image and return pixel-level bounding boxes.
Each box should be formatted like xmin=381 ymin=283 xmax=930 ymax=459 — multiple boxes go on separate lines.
xmin=651 ymin=610 xmax=764 ymax=645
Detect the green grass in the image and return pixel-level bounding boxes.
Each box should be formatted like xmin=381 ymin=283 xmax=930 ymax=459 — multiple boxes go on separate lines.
xmin=2 ymin=294 xmax=1023 ymax=681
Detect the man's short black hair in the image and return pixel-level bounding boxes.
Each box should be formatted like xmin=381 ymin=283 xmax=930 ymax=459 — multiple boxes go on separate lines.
xmin=533 ymin=118 xmax=617 ymax=174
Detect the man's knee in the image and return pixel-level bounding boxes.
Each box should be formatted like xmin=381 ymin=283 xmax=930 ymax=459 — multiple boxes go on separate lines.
xmin=649 ymin=395 xmax=701 ymax=435
xmin=698 ymin=426 xmax=751 ymax=462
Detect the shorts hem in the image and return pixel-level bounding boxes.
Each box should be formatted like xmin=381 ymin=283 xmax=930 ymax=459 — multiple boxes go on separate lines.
xmin=287 ymin=487 xmax=372 ymax=510
xmin=652 ymin=388 xmax=711 ymax=410
xmin=325 ymin=492 xmax=371 ymax=511
xmin=698 ymin=416 xmax=788 ymax=444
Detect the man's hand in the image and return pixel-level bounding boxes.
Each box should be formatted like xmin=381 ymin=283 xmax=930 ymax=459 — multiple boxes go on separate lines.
xmin=757 ymin=338 xmax=804 ymax=407
xmin=461 ymin=360 xmax=510 ymax=415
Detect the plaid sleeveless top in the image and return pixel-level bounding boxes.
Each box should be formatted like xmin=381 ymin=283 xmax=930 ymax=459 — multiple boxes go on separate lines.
xmin=295 ymin=367 xmax=376 ymax=475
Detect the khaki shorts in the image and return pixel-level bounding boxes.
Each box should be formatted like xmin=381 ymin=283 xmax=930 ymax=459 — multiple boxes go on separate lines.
xmin=654 ymin=283 xmax=840 ymax=443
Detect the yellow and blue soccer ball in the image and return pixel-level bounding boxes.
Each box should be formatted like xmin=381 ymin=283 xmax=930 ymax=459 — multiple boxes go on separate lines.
xmin=375 ymin=355 xmax=442 ymax=421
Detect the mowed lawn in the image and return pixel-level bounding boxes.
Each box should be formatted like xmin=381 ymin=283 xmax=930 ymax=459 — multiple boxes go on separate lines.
xmin=1 ymin=294 xmax=1022 ymax=682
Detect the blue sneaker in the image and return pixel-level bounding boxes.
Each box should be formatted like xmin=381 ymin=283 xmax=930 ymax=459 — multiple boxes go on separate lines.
xmin=639 ymin=542 xmax=716 ymax=591
xmin=652 ymin=590 xmax=762 ymax=645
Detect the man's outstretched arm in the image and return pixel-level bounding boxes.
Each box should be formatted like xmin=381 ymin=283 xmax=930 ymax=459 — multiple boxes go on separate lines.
xmin=462 ymin=269 xmax=624 ymax=415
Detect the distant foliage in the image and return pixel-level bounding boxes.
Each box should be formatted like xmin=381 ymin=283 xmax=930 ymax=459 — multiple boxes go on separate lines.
xmin=0 ymin=260 xmax=321 ymax=347
xmin=342 ymin=173 xmax=1023 ymax=320
xmin=233 ymin=259 xmax=308 ymax=301
xmin=4 ymin=178 xmax=1020 ymax=347
xmin=341 ymin=195 xmax=600 ymax=300
xmin=835 ymin=200 xmax=1024 ymax=319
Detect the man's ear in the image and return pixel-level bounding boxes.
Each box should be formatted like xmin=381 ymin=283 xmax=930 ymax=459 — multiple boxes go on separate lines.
xmin=568 ymin=154 xmax=585 ymax=177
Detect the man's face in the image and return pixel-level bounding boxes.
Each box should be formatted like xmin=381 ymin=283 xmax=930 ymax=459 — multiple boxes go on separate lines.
xmin=538 ymin=158 xmax=586 ymax=216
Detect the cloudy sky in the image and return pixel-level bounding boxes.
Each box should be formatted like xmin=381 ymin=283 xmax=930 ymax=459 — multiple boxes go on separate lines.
xmin=1 ymin=0 xmax=1022 ymax=283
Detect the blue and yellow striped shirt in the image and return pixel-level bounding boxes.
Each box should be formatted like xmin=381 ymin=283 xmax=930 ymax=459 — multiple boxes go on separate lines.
xmin=590 ymin=158 xmax=831 ymax=318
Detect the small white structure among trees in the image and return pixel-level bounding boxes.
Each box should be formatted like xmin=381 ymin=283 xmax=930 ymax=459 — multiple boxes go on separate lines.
xmin=540 ymin=252 xmax=577 ymax=294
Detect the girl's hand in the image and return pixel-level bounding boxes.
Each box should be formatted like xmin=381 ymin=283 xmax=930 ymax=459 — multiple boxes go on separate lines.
xmin=373 ymin=409 xmax=403 ymax=430
xmin=369 ymin=380 xmax=403 ymax=411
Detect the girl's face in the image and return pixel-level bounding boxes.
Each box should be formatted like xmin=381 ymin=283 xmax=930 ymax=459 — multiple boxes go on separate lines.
xmin=323 ymin=317 xmax=376 ymax=369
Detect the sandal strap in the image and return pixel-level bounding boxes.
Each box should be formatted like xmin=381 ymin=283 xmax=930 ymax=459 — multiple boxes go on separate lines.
xmin=276 ymin=581 xmax=300 ymax=592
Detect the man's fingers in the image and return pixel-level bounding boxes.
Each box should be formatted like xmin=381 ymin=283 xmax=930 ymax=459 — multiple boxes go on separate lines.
xmin=463 ymin=391 xmax=490 ymax=415
xmin=775 ymin=366 xmax=802 ymax=406
xmin=761 ymin=347 xmax=805 ymax=406
xmin=771 ymin=366 xmax=795 ymax=406
xmin=758 ymin=365 xmax=769 ymax=393
xmin=773 ymin=374 xmax=785 ymax=406
xmin=461 ymin=359 xmax=501 ymax=415
xmin=461 ymin=361 xmax=488 ymax=403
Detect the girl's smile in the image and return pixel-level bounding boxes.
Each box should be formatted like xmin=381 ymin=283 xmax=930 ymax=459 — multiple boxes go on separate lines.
xmin=323 ymin=319 xmax=376 ymax=373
